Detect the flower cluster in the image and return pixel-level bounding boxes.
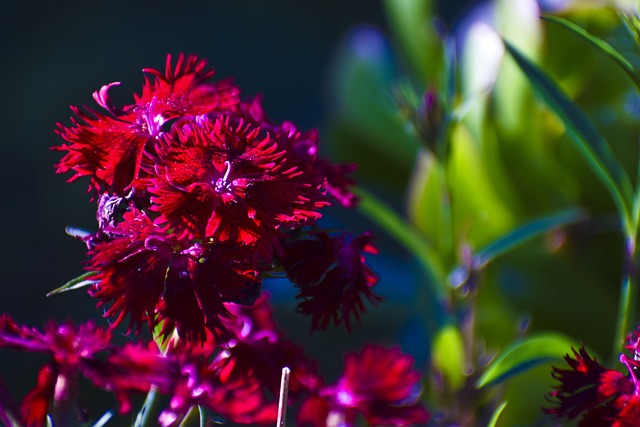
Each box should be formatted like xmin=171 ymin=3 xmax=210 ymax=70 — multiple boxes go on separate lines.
xmin=546 ymin=326 xmax=640 ymax=426
xmin=53 ymin=53 xmax=381 ymax=342
xmin=0 ymin=294 xmax=429 ymax=426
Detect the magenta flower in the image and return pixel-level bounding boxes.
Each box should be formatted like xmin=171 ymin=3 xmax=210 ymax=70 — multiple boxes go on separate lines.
xmin=297 ymin=345 xmax=430 ymax=427
xmin=87 ymin=209 xmax=261 ymax=342
xmin=215 ymin=292 xmax=322 ymax=398
xmin=546 ymin=327 xmax=640 ymax=426
xmin=54 ymin=54 xmax=239 ymax=196
xmin=107 ymin=338 xmax=278 ymax=427
xmin=282 ymin=232 xmax=382 ymax=331
xmin=0 ymin=315 xmax=139 ymax=427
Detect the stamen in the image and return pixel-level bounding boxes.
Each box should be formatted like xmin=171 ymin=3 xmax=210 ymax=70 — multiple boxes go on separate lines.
xmin=214 ymin=161 xmax=233 ymax=193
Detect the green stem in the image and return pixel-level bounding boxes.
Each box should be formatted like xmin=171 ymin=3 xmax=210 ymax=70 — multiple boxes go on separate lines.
xmin=613 ymin=236 xmax=638 ymax=359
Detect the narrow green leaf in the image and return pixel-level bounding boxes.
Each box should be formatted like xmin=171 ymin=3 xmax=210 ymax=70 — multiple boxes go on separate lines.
xmin=449 ymin=208 xmax=584 ymax=288
xmin=46 ymin=271 xmax=98 ymax=297
xmin=476 ymin=332 xmax=577 ymax=388
xmin=354 ymin=186 xmax=447 ymax=296
xmin=504 ymin=41 xmax=633 ymax=232
xmin=543 ymin=15 xmax=640 ymax=91
xmin=487 ymin=402 xmax=508 ymax=427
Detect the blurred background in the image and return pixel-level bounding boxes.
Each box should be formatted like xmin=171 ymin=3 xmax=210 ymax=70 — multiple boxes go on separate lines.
xmin=2 ymin=0 xmax=639 ymax=425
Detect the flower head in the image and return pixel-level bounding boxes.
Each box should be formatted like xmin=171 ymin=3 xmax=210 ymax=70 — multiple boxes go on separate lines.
xmin=54 ymin=54 xmax=239 ymax=196
xmin=297 ymin=345 xmax=430 ymax=427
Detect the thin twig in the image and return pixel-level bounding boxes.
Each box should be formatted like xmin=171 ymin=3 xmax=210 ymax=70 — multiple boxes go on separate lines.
xmin=277 ymin=367 xmax=291 ymax=427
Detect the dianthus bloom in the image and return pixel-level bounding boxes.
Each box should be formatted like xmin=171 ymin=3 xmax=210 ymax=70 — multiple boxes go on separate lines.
xmin=53 ymin=53 xmax=380 ymax=342
xmin=546 ymin=326 xmax=640 ymax=426
xmin=297 ymin=345 xmax=430 ymax=427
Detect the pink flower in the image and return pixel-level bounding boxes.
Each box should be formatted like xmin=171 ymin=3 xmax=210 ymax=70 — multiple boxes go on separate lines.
xmin=297 ymin=345 xmax=430 ymax=426
xmin=0 ymin=316 xmax=139 ymax=427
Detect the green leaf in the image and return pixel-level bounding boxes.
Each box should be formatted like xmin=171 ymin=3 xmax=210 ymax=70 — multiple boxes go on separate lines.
xmin=487 ymin=402 xmax=508 ymax=427
xmin=476 ymin=332 xmax=577 ymax=388
xmin=449 ymin=208 xmax=585 ymax=288
xmin=46 ymin=271 xmax=98 ymax=297
xmin=543 ymin=15 xmax=640 ymax=91
xmin=406 ymin=149 xmax=453 ymax=261
xmin=431 ymin=324 xmax=466 ymax=390
xmin=382 ymin=0 xmax=439 ymax=85
xmin=504 ymin=40 xmax=634 ymax=232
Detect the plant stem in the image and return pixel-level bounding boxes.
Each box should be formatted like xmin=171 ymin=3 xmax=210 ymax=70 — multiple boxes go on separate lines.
xmin=613 ymin=236 xmax=638 ymax=359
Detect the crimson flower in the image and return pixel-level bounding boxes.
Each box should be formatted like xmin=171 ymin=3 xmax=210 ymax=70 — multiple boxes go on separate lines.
xmin=87 ymin=209 xmax=261 ymax=342
xmin=546 ymin=327 xmax=640 ymax=426
xmin=282 ymin=232 xmax=382 ymax=331
xmin=54 ymin=54 xmax=239 ymax=195
xmin=297 ymin=345 xmax=430 ymax=427
xmin=148 ymin=114 xmax=328 ymax=251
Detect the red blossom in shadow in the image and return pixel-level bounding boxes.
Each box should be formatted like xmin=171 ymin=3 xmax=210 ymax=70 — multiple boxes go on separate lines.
xmin=54 ymin=54 xmax=239 ymax=196
xmin=546 ymin=328 xmax=640 ymax=426
xmin=297 ymin=345 xmax=430 ymax=427
xmin=87 ymin=209 xmax=261 ymax=342
xmin=282 ymin=232 xmax=382 ymax=331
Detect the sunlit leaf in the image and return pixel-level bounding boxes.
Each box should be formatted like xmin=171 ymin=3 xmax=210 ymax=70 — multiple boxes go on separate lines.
xmin=431 ymin=324 xmax=466 ymax=390
xmin=504 ymin=40 xmax=633 ymax=230
xmin=382 ymin=0 xmax=439 ymax=85
xmin=543 ymin=15 xmax=640 ymax=91
xmin=476 ymin=332 xmax=577 ymax=388
xmin=406 ymin=149 xmax=453 ymax=261
xmin=487 ymin=401 xmax=508 ymax=427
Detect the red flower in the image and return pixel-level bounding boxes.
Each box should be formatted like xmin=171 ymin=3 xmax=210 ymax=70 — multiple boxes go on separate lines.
xmin=282 ymin=232 xmax=382 ymax=331
xmin=297 ymin=345 xmax=430 ymax=426
xmin=237 ymin=95 xmax=359 ymax=208
xmin=546 ymin=328 xmax=640 ymax=426
xmin=87 ymin=209 xmax=261 ymax=342
xmin=54 ymin=53 xmax=239 ymax=195
xmin=148 ymin=114 xmax=328 ymax=251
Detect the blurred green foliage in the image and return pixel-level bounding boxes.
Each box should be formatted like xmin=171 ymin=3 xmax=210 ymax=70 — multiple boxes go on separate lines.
xmin=323 ymin=1 xmax=640 ymax=425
